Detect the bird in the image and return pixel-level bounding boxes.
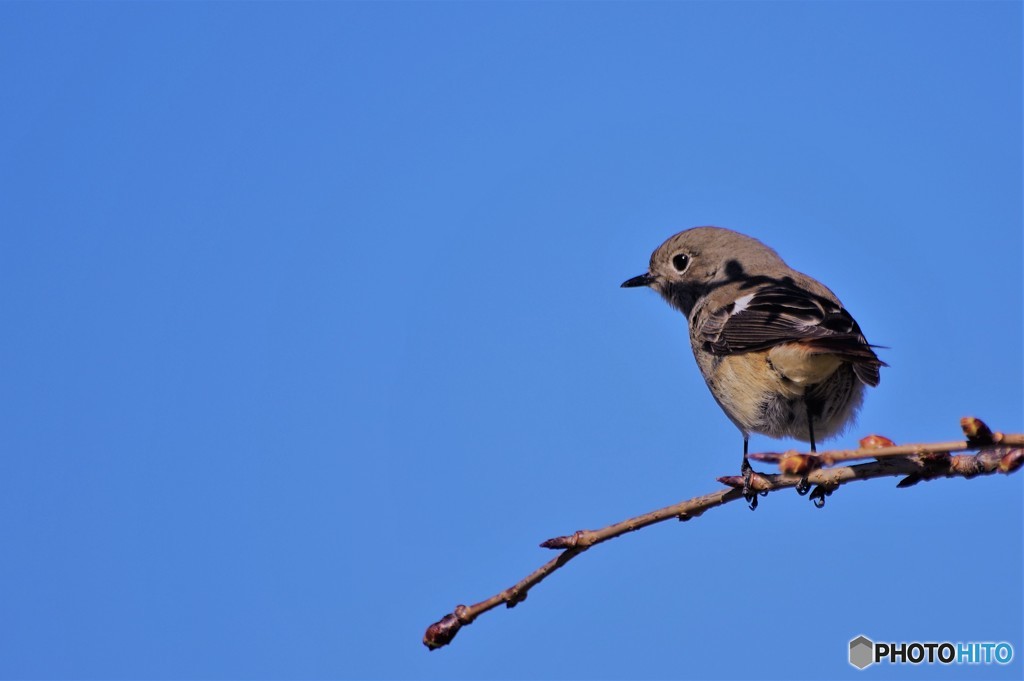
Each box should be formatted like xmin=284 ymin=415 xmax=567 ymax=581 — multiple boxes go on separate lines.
xmin=621 ymin=226 xmax=884 ymax=507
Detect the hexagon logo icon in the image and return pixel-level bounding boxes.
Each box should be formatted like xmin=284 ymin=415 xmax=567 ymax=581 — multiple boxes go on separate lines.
xmin=849 ymin=635 xmax=874 ymax=669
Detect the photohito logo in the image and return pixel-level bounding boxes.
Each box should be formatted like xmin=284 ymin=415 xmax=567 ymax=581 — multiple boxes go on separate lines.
xmin=849 ymin=635 xmax=1014 ymax=669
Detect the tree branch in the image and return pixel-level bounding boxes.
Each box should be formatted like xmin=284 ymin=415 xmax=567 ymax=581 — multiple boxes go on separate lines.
xmin=423 ymin=418 xmax=1023 ymax=650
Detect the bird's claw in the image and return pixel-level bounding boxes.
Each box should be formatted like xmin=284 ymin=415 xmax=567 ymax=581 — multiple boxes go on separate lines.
xmin=795 ymin=476 xmax=812 ymax=496
xmin=808 ymin=484 xmax=834 ymax=508
xmin=741 ymin=464 xmax=767 ymax=511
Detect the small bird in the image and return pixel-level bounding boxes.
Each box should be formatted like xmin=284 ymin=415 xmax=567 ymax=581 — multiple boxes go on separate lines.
xmin=622 ymin=227 xmax=884 ymax=506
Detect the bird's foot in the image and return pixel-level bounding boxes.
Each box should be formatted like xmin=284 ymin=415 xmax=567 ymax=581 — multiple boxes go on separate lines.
xmin=741 ymin=460 xmax=769 ymax=511
xmin=795 ymin=476 xmax=812 ymax=496
xmin=808 ymin=483 xmax=835 ymax=508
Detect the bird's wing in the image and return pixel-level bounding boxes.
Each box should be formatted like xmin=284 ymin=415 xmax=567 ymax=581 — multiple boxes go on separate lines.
xmin=700 ymin=284 xmax=884 ymax=386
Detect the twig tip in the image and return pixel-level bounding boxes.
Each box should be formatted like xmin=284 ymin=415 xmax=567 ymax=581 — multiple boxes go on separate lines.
xmin=860 ymin=434 xmax=896 ymax=448
xmin=540 ymin=531 xmax=582 ymax=550
xmin=961 ymin=417 xmax=994 ymax=444
xmin=423 ymin=611 xmax=464 ymax=650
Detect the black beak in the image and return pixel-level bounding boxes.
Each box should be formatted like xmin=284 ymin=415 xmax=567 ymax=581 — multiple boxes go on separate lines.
xmin=621 ymin=273 xmax=654 ymax=288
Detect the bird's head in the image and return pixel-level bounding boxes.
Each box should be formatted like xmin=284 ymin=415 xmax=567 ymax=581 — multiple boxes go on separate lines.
xmin=621 ymin=226 xmax=785 ymax=317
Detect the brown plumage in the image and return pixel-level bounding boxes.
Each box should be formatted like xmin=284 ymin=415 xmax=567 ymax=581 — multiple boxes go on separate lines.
xmin=622 ymin=226 xmax=885 ymax=450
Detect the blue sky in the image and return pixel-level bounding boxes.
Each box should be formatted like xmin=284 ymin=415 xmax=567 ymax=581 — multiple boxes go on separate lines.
xmin=1 ymin=2 xmax=1021 ymax=679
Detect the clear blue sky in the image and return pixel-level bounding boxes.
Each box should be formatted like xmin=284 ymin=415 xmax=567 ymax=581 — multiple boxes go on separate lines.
xmin=1 ymin=2 xmax=1021 ymax=680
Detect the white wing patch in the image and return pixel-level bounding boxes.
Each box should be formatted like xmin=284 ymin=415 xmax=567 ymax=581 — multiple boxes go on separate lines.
xmin=730 ymin=293 xmax=755 ymax=315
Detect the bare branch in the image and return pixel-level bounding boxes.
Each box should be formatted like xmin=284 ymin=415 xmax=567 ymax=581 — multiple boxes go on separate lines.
xmin=423 ymin=418 xmax=1023 ymax=650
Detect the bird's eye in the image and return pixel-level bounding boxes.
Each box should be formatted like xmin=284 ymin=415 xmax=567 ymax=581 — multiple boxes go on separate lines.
xmin=672 ymin=253 xmax=690 ymax=272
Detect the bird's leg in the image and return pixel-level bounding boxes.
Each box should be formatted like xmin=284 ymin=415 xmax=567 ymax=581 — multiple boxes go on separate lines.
xmin=740 ymin=436 xmax=763 ymax=510
xmin=806 ymin=401 xmax=817 ymax=453
xmin=795 ymin=400 xmax=815 ymax=497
